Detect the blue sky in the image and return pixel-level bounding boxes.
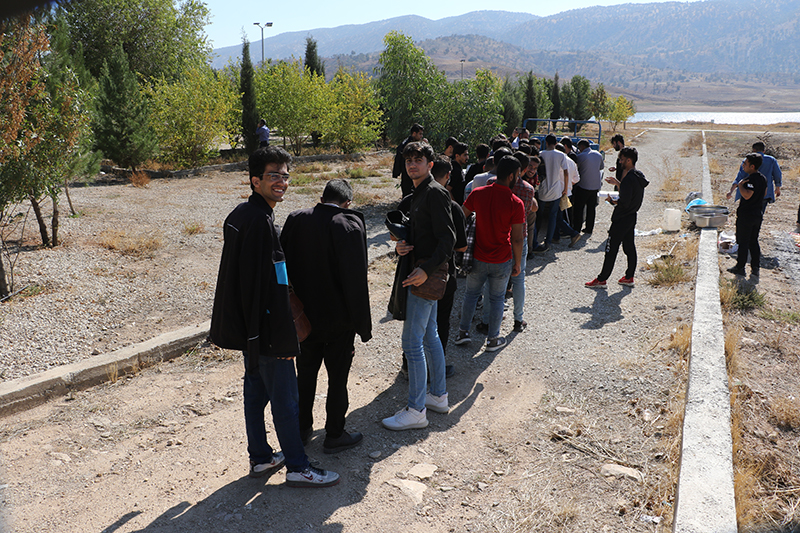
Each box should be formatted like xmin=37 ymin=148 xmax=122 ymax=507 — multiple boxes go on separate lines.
xmin=204 ymin=0 xmax=700 ymax=49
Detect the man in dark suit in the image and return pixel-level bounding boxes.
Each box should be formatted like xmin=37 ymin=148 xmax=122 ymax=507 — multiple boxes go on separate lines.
xmin=393 ymin=123 xmax=425 ymax=197
xmin=280 ymin=179 xmax=372 ymax=453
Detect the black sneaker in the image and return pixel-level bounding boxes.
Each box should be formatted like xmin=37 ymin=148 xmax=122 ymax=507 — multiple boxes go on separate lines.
xmin=513 ymin=320 xmax=527 ymax=332
xmin=475 ymin=322 xmax=489 ymax=335
xmin=445 ymin=365 xmax=455 ymax=378
xmin=727 ymin=266 xmax=746 ymax=276
xmin=323 ymin=431 xmax=363 ymax=454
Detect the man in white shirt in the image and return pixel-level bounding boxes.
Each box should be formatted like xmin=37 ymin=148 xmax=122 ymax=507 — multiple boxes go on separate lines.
xmin=532 ymin=134 xmax=581 ymax=252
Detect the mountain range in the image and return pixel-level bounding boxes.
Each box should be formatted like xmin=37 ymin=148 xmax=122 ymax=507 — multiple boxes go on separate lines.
xmin=209 ymin=0 xmax=800 ymax=109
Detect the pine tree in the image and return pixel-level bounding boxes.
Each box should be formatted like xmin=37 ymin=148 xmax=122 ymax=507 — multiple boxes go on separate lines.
xmin=304 ymin=36 xmax=325 ymax=78
xmin=550 ymin=72 xmax=561 ymax=129
xmin=240 ymin=39 xmax=259 ymax=155
xmin=92 ymin=44 xmax=156 ymax=171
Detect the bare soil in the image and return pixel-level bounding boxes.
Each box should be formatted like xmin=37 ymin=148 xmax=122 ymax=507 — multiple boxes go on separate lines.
xmin=0 ymin=128 xmax=798 ymax=533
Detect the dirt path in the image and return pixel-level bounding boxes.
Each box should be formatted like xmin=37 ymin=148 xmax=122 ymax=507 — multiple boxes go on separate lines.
xmin=1 ymin=128 xmax=794 ymax=532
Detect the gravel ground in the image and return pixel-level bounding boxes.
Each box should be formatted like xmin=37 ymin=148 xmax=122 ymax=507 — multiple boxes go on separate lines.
xmin=1 ymin=131 xmax=707 ymax=533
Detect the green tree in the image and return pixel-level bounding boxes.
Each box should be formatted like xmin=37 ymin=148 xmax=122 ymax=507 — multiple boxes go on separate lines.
xmin=256 ymin=60 xmax=331 ymax=155
xmin=432 ymin=70 xmax=503 ymax=153
xmin=519 ymin=71 xmax=552 ymax=134
xmin=589 ymin=83 xmax=610 ymax=121
xmin=561 ymin=75 xmax=592 ymax=131
xmin=375 ymin=31 xmax=446 ymax=144
xmin=64 ymin=0 xmax=210 ymax=81
xmin=147 ymin=65 xmax=239 ymax=167
xmin=218 ymin=63 xmax=244 ymax=150
xmin=240 ymin=39 xmax=259 ymax=155
xmin=607 ymin=95 xmax=636 ymax=131
xmin=92 ymin=44 xmax=157 ymax=171
xmin=549 ymin=72 xmax=561 ymax=129
xmin=499 ymin=76 xmax=522 ymax=136
xmin=304 ymin=36 xmax=325 ymax=78
xmin=0 ymin=14 xmax=49 ymax=298
xmin=325 ymin=68 xmax=382 ymax=153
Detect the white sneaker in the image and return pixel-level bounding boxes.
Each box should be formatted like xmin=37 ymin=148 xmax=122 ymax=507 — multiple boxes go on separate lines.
xmin=285 ymin=465 xmax=340 ymax=488
xmin=425 ymin=392 xmax=450 ymax=414
xmin=249 ymin=451 xmax=285 ymax=478
xmin=382 ymin=407 xmax=428 ymax=430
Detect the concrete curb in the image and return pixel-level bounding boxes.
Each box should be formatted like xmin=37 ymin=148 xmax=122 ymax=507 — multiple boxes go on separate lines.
xmin=0 ymin=321 xmax=210 ymax=418
xmin=672 ymin=131 xmax=737 ymax=532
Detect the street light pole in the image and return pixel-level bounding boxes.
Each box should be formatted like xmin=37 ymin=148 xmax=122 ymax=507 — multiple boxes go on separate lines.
xmin=252 ymin=22 xmax=273 ymax=65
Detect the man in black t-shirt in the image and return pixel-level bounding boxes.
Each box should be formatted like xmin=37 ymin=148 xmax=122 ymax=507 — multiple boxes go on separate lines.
xmin=727 ymin=153 xmax=767 ymax=280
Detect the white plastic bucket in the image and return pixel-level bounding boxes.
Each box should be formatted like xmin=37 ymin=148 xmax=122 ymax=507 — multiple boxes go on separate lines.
xmin=664 ymin=208 xmax=681 ymax=231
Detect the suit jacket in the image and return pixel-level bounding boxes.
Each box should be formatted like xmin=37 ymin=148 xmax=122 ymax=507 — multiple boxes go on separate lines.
xmin=280 ymin=203 xmax=372 ymax=342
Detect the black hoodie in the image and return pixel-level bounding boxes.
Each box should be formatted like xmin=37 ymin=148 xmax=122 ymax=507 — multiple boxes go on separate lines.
xmin=612 ymin=168 xmax=649 ymax=222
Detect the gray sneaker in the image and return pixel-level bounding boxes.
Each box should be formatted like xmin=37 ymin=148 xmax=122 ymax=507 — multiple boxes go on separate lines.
xmin=485 ymin=337 xmax=507 ymax=352
xmin=249 ymin=451 xmax=285 ymax=478
xmin=285 ymin=466 xmax=340 ymax=488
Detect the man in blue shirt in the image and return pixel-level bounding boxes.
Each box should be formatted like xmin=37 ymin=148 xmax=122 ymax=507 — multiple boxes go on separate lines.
xmin=257 ymin=119 xmax=270 ymax=147
xmin=727 ymin=141 xmax=781 ymax=215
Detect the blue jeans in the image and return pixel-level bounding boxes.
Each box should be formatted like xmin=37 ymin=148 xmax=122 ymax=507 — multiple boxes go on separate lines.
xmin=402 ymin=290 xmax=447 ymax=411
xmin=243 ymin=354 xmax=309 ymax=472
xmin=534 ymin=199 xmax=578 ymax=247
xmin=459 ymin=258 xmax=513 ymax=339
xmin=509 ymin=240 xmax=527 ymax=322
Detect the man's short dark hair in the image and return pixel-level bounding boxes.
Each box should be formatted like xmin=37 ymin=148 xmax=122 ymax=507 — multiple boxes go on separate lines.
xmin=545 ymin=133 xmax=557 ymax=146
xmin=513 ymin=151 xmax=530 ymax=170
xmin=321 ymin=178 xmax=353 ymax=205
xmin=475 ymin=143 xmax=491 ymax=160
xmin=493 ymin=146 xmax=513 ymax=160
xmin=496 ymin=155 xmax=522 ymax=182
xmin=611 ymin=134 xmax=625 ymax=145
xmin=531 ymin=138 xmax=541 ymax=147
xmin=453 ymin=142 xmax=468 ymax=156
xmin=560 ymin=136 xmax=573 ymax=150
xmin=410 ymin=123 xmax=424 ymax=134
xmin=491 ymin=137 xmax=512 ymax=152
xmin=518 ymin=143 xmax=532 ymax=155
xmin=745 ymin=152 xmax=763 ymax=170
xmin=403 ymin=141 xmax=435 ymax=163
xmin=530 ymin=155 xmax=541 ymax=166
xmin=577 ymin=139 xmax=590 ymax=149
xmin=445 ymin=136 xmax=459 ymax=149
xmin=431 ymin=156 xmax=452 ymax=181
xmin=249 ymin=146 xmax=292 ymax=190
xmin=619 ymin=146 xmax=638 ymax=165
xmin=752 ymin=141 xmax=766 ymax=152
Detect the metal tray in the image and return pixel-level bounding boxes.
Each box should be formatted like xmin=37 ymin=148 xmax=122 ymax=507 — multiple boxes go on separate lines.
xmin=694 ymin=213 xmax=728 ymax=228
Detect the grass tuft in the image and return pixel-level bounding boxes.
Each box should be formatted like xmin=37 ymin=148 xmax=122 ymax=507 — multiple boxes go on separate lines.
xmin=648 ymin=256 xmax=691 ymax=286
xmin=668 ymin=323 xmax=692 ymax=358
xmin=130 ymin=171 xmax=151 ymax=188
xmin=769 ymin=397 xmax=800 ymax=431
xmin=181 ymin=221 xmax=204 ymax=236
xmin=721 ymin=279 xmax=767 ymax=311
xmin=98 ymin=229 xmax=162 ymax=257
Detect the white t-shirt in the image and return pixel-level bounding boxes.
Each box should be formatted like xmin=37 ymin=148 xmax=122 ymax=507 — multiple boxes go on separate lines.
xmin=538 ymin=149 xmax=569 ymax=202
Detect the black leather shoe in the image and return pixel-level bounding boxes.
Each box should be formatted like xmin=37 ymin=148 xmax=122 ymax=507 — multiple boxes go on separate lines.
xmin=323 ymin=431 xmax=363 ymax=454
xmin=300 ymin=427 xmax=313 ymax=446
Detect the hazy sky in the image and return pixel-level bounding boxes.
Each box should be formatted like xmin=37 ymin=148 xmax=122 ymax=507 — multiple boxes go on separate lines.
xmin=205 ymin=0 xmax=701 ymax=49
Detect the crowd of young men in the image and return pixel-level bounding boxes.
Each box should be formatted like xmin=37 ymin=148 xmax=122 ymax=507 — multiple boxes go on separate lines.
xmin=209 ymin=126 xmax=782 ymax=487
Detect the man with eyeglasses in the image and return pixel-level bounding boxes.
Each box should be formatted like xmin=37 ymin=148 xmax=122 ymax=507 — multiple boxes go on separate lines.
xmin=211 ymin=146 xmax=340 ymax=487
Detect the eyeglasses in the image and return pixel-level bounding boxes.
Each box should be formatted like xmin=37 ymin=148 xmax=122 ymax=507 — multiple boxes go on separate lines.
xmin=265 ymin=172 xmax=290 ymax=183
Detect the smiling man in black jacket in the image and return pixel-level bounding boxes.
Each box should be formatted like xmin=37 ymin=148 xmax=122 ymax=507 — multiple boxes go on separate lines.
xmin=280 ymin=179 xmax=372 ymax=454
xmin=210 ymin=146 xmax=339 ymax=487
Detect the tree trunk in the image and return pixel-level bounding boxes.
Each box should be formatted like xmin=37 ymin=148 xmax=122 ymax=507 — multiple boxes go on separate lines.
xmin=29 ymin=195 xmax=50 ymax=247
xmin=51 ymin=194 xmax=59 ymax=247
xmin=0 ymin=256 xmax=9 ymax=300
xmin=64 ymin=178 xmax=76 ymax=216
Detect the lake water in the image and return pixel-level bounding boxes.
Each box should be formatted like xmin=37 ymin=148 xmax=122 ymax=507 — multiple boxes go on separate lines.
xmin=629 ymin=111 xmax=800 ymax=125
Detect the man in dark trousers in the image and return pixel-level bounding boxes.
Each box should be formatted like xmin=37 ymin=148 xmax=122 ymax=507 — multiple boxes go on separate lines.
xmin=727 ymin=153 xmax=767 ymax=280
xmin=280 ymin=179 xmax=372 ymax=454
xmin=393 ymin=123 xmax=425 ymax=197
xmin=585 ymin=146 xmax=649 ymax=289
xmin=210 ymin=146 xmax=339 ymax=487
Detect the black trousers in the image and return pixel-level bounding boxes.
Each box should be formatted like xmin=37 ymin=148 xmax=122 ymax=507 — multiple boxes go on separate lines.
xmin=571 ymin=186 xmax=599 ymax=233
xmin=734 ymin=214 xmax=762 ymax=274
xmin=598 ymin=216 xmax=637 ymax=281
xmin=297 ymin=329 xmax=356 ymax=439
xmin=437 ymin=273 xmax=458 ymax=355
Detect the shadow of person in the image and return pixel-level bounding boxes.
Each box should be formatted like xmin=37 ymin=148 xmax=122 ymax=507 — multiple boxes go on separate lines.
xmin=571 ymin=286 xmax=629 ymax=330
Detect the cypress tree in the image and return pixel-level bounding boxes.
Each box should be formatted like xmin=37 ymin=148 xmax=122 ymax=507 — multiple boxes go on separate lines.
xmin=550 ymin=72 xmax=561 ymax=129
xmin=92 ymin=44 xmax=156 ymax=171
xmin=240 ymin=39 xmax=259 ymax=155
xmin=304 ymin=36 xmax=325 ymax=78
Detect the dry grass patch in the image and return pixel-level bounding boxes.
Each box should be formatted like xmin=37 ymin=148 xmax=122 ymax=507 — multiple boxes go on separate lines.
xmin=353 ymin=191 xmax=383 ymax=206
xmin=679 ymin=132 xmax=704 ymax=157
xmin=294 ymin=162 xmax=332 ymax=174
xmin=769 ymin=397 xmax=800 ymax=431
xmin=181 ymin=221 xmax=204 ymax=236
xmin=708 ymin=157 xmax=724 ymax=175
xmin=129 ymin=171 xmax=151 ymax=188
xmin=667 ymin=323 xmax=692 ymax=358
xmin=98 ymin=229 xmax=162 ymax=257
xmin=725 ymin=322 xmax=743 ymax=375
xmin=648 ymin=256 xmax=692 ymax=286
xmin=338 ymin=165 xmax=381 ymax=179
xmin=655 ymin=154 xmax=691 ymax=201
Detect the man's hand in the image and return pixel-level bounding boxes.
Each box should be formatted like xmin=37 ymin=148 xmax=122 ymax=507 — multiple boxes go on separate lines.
xmin=776 ymin=186 xmax=781 ymax=198
xmin=605 ymin=176 xmax=619 ymax=187
xmin=726 ymin=191 xmax=733 ymax=200
xmin=402 ymin=267 xmax=428 ymax=287
xmin=609 ymin=166 xmax=616 ymax=172
xmin=395 ymin=240 xmax=413 ymax=256
xmin=511 ymin=263 xmax=521 ymax=277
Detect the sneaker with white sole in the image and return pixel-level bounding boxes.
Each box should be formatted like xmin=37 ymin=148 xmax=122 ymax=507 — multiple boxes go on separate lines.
xmin=425 ymin=392 xmax=450 ymax=414
xmin=285 ymin=465 xmax=340 ymax=488
xmin=454 ymin=330 xmax=471 ymax=345
xmin=381 ymin=407 xmax=428 ymax=430
xmin=485 ymin=337 xmax=507 ymax=352
xmin=249 ymin=451 xmax=286 ymax=478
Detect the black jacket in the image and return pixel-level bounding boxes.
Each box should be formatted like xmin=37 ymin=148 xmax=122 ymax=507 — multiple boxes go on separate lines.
xmin=280 ymin=203 xmax=372 ymax=342
xmin=210 ymin=194 xmax=300 ymax=359
xmin=612 ymin=168 xmax=649 ymax=222
xmin=392 ymin=136 xmax=414 ymax=180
